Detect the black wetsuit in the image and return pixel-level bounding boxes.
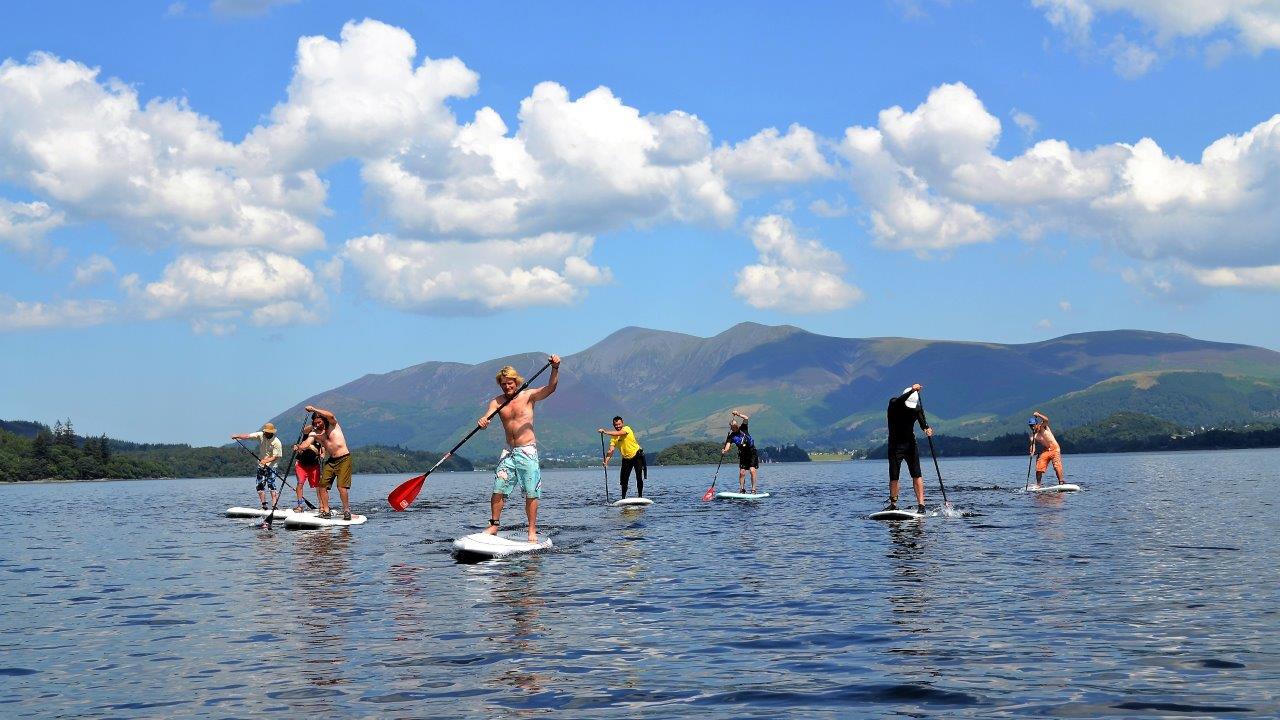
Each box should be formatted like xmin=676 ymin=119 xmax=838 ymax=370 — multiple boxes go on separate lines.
xmin=726 ymin=420 xmax=759 ymax=469
xmin=886 ymin=390 xmax=930 ymax=483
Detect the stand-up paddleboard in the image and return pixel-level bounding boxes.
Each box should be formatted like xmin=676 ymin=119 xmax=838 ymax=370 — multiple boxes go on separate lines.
xmin=868 ymin=508 xmax=926 ymax=521
xmin=715 ymin=491 xmax=770 ymax=500
xmin=226 ymin=506 xmax=303 ymax=519
xmin=1027 ymin=483 xmax=1080 ymax=493
xmin=282 ymin=510 xmax=368 ymax=528
xmin=612 ymin=497 xmax=653 ymax=507
xmin=452 ymin=532 xmax=552 ymax=559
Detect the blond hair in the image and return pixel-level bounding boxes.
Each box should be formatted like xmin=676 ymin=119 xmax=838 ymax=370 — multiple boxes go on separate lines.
xmin=495 ymin=365 xmax=524 ymax=386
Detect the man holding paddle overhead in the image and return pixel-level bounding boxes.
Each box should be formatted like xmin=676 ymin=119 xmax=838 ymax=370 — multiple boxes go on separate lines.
xmin=304 ymin=405 xmax=353 ymax=521
xmin=477 ymin=355 xmax=560 ymax=543
xmin=231 ymin=423 xmax=282 ymax=510
xmin=885 ymin=384 xmax=932 ymax=515
xmin=722 ymin=410 xmax=760 ymax=495
xmin=599 ymin=416 xmax=647 ymax=499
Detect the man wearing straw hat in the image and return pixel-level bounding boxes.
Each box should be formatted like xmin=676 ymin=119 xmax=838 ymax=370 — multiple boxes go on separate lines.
xmin=232 ymin=422 xmax=282 ymax=510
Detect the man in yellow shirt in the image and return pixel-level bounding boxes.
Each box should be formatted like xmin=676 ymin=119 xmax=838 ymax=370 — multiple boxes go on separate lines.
xmin=599 ymin=416 xmax=647 ymax=499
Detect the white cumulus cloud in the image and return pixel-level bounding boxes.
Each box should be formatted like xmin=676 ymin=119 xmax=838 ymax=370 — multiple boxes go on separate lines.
xmin=835 ymin=81 xmax=1280 ymax=287
xmin=0 ymin=296 xmax=116 ymax=331
xmin=342 ymin=232 xmax=612 ymax=314
xmin=0 ymin=199 xmax=66 ymax=255
xmin=734 ymin=215 xmax=862 ymax=313
xmin=0 ymin=52 xmax=326 ymax=253
xmin=125 ymin=249 xmax=323 ymax=329
xmin=72 ymin=254 xmax=116 ymax=286
xmin=713 ymin=124 xmax=833 ymax=187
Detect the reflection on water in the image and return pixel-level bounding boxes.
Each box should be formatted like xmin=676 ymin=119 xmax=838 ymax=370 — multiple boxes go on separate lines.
xmin=1 ymin=450 xmax=1277 ymax=718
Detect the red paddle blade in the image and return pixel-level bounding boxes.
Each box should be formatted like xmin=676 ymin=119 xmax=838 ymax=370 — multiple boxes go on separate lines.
xmin=387 ymin=474 xmax=426 ymax=511
xmin=701 ymin=485 xmax=716 ymax=502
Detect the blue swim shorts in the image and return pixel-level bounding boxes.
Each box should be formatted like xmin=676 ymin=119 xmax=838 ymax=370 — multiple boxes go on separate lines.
xmin=492 ymin=446 xmax=542 ymax=499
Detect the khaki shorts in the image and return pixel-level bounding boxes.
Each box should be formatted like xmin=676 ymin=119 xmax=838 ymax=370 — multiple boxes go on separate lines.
xmin=320 ymin=453 xmax=353 ymax=490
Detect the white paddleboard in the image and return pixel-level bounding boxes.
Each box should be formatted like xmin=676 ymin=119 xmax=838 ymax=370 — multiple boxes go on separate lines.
xmin=612 ymin=497 xmax=653 ymax=507
xmin=452 ymin=532 xmax=552 ymax=558
xmin=868 ymin=508 xmax=925 ymax=521
xmin=1027 ymin=483 xmax=1080 ymax=493
xmin=715 ymin=491 xmax=770 ymax=500
xmin=282 ymin=510 xmax=368 ymax=528
xmin=225 ymin=506 xmax=303 ymax=519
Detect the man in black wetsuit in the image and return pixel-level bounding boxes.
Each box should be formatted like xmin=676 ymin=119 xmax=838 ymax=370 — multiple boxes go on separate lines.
xmin=885 ymin=383 xmax=932 ymax=514
xmin=721 ymin=410 xmax=760 ymax=494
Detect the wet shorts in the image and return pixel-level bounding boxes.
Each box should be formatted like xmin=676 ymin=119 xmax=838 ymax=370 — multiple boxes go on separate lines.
xmin=888 ymin=443 xmax=922 ymax=483
xmin=295 ymin=461 xmax=320 ymax=489
xmin=255 ymin=465 xmax=277 ymax=492
xmin=320 ymin=453 xmax=353 ymax=490
xmin=1036 ymin=446 xmax=1063 ymax=474
xmin=493 ymin=446 xmax=542 ymax=499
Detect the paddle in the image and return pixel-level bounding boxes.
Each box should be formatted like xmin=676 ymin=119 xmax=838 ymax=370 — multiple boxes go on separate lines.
xmin=599 ymin=432 xmax=611 ymax=504
xmin=387 ymin=361 xmax=552 ymax=511
xmin=917 ymin=394 xmax=951 ymax=513
xmin=700 ymin=453 xmax=725 ymax=501
xmin=1025 ymin=433 xmax=1035 ymax=491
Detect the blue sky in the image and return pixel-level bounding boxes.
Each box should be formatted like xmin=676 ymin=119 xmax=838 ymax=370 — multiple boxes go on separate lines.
xmin=3 ymin=1 xmax=1280 ymax=446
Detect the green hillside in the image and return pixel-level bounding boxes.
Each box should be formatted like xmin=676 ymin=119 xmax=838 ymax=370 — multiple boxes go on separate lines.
xmin=264 ymin=324 xmax=1280 ymax=455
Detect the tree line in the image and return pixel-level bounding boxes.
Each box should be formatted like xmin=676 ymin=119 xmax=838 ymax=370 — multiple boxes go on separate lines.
xmin=0 ymin=419 xmax=472 ymax=482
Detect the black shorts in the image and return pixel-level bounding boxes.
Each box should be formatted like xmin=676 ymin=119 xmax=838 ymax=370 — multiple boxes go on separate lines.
xmin=888 ymin=444 xmax=921 ymax=483
xmin=738 ymin=449 xmax=759 ymax=470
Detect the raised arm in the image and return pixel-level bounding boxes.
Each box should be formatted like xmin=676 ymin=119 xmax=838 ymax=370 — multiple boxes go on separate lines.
xmin=528 ymin=354 xmax=561 ymax=402
xmin=305 ymin=405 xmax=337 ymax=426
xmin=1033 ymin=410 xmax=1049 ymax=424
xmin=731 ymin=410 xmax=750 ymax=421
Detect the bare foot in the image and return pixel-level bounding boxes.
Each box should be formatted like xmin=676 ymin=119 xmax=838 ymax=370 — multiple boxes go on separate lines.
xmin=484 ymin=524 xmax=498 ymax=536
xmin=527 ymin=532 xmax=538 ymax=543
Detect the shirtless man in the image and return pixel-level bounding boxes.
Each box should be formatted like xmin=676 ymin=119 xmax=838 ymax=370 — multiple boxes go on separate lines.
xmin=476 ymin=355 xmax=560 ymax=543
xmin=1029 ymin=410 xmax=1065 ymax=487
xmin=303 ymin=405 xmax=353 ymax=520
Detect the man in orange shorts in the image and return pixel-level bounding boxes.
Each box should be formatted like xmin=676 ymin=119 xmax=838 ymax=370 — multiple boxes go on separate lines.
xmin=1029 ymin=410 xmax=1065 ymax=486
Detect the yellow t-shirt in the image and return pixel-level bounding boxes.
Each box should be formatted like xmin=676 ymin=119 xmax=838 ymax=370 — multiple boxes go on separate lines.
xmin=610 ymin=425 xmax=641 ymax=459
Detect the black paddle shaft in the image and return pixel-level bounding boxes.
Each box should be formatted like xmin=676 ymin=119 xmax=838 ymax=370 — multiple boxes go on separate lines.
xmin=600 ymin=432 xmax=611 ymax=504
xmin=917 ymin=394 xmax=949 ymax=505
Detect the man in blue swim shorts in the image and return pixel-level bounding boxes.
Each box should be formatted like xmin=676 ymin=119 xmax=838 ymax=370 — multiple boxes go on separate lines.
xmin=476 ymin=354 xmax=560 ymax=543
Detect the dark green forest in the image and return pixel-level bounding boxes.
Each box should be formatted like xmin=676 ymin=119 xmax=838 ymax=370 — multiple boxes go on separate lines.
xmin=656 ymin=441 xmax=811 ymax=465
xmin=0 ymin=419 xmax=471 ymax=482
xmin=867 ymin=412 xmax=1280 ymax=458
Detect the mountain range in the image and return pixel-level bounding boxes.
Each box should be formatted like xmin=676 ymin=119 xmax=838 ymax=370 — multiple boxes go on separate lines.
xmin=268 ymin=323 xmax=1280 ymax=458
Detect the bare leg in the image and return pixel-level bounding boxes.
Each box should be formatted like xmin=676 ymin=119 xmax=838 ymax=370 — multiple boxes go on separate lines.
xmin=749 ymin=467 xmax=758 ymax=494
xmin=271 ymin=489 xmax=280 ymax=507
xmin=888 ymin=478 xmax=900 ymax=506
xmin=338 ymin=486 xmax=350 ymax=514
xmin=486 ymin=493 xmax=505 ymax=535
xmin=738 ymin=467 xmax=746 ymax=493
xmin=1035 ymin=471 xmax=1044 ymax=487
xmin=912 ymin=476 xmax=925 ymax=507
xmin=1055 ymin=460 xmax=1065 ymax=484
xmin=258 ymin=489 xmax=267 ymax=506
xmin=526 ymin=497 xmax=538 ymax=543
xmin=317 ymin=486 xmax=330 ymax=513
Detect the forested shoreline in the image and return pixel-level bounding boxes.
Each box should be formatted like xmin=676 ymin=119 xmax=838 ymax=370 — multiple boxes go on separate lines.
xmin=0 ymin=420 xmax=471 ymax=482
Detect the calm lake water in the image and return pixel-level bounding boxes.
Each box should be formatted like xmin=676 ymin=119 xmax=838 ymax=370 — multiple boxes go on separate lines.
xmin=2 ymin=449 xmax=1277 ymax=718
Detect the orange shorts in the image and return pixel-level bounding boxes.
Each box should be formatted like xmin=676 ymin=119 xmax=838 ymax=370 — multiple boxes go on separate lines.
xmin=1036 ymin=447 xmax=1063 ymax=474
xmin=295 ymin=462 xmax=320 ymax=488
